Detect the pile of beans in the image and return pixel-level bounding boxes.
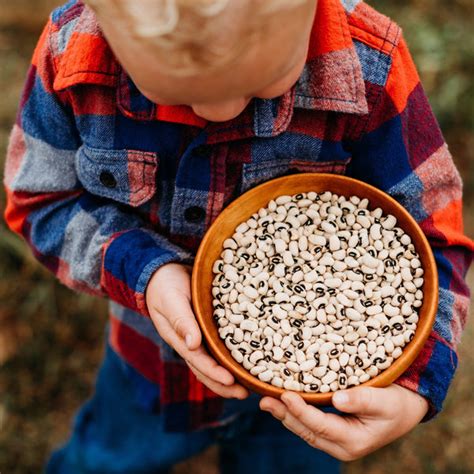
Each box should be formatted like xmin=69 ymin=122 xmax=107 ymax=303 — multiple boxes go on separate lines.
xmin=211 ymin=191 xmax=424 ymax=393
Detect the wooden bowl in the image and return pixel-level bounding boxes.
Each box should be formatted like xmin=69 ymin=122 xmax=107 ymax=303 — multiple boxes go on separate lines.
xmin=191 ymin=173 xmax=438 ymax=404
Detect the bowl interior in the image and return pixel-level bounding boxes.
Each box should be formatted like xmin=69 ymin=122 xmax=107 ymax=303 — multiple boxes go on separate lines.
xmin=192 ymin=173 xmax=438 ymax=403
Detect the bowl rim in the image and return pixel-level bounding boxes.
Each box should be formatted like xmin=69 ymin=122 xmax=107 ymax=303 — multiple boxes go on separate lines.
xmin=192 ymin=173 xmax=438 ymax=403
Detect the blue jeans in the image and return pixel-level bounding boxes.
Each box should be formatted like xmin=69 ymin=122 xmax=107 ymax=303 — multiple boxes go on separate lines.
xmin=47 ymin=345 xmax=340 ymax=474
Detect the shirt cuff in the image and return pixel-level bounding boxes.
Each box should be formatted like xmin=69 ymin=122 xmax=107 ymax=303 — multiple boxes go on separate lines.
xmin=394 ymin=332 xmax=458 ymax=422
xmin=101 ymin=228 xmax=194 ymax=316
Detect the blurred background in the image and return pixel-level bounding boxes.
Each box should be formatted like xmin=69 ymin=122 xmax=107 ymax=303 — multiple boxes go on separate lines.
xmin=0 ymin=0 xmax=472 ymax=472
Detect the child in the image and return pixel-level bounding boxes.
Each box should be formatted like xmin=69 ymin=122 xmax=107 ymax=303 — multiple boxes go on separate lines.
xmin=4 ymin=0 xmax=473 ymax=472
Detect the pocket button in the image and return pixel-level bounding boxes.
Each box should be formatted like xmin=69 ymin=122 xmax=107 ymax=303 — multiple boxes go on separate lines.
xmin=99 ymin=170 xmax=117 ymax=188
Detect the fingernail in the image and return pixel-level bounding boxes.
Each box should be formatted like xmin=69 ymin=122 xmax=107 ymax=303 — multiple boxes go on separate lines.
xmin=333 ymin=391 xmax=349 ymax=404
xmin=281 ymin=392 xmax=291 ymax=402
xmin=185 ymin=334 xmax=193 ymax=348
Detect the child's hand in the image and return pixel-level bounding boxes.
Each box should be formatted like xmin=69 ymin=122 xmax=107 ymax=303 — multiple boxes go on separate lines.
xmin=260 ymin=385 xmax=428 ymax=461
xmin=146 ymin=263 xmax=248 ymax=399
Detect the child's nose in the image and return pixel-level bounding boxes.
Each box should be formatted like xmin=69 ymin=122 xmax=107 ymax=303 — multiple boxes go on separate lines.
xmin=191 ymin=97 xmax=251 ymax=122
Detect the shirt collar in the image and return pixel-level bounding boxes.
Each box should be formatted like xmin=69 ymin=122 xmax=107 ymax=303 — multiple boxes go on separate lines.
xmin=293 ymin=0 xmax=368 ymax=115
xmin=53 ymin=0 xmax=368 ymax=138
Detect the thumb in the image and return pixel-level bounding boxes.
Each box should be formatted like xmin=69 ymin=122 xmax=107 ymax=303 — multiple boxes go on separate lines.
xmin=161 ymin=290 xmax=202 ymax=351
xmin=332 ymin=387 xmax=387 ymax=417
xmin=176 ymin=298 xmax=202 ymax=351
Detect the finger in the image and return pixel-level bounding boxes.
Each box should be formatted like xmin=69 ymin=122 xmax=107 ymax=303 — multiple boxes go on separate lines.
xmin=280 ymin=392 xmax=348 ymax=442
xmin=260 ymin=397 xmax=319 ymax=442
xmin=187 ymin=362 xmax=249 ymax=400
xmin=152 ymin=312 xmax=235 ymax=385
xmin=187 ymin=346 xmax=235 ymax=386
xmin=332 ymin=387 xmax=391 ymax=417
xmin=260 ymin=397 xmax=354 ymax=460
xmin=260 ymin=396 xmax=287 ymax=416
xmin=154 ymin=287 xmax=202 ymax=351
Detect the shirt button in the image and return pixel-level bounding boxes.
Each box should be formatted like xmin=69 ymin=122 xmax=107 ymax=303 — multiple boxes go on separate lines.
xmin=99 ymin=170 xmax=117 ymax=188
xmin=184 ymin=206 xmax=206 ymax=223
xmin=193 ymin=146 xmax=208 ymax=157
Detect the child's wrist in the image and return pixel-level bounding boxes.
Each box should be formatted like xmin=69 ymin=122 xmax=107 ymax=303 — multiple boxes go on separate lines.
xmin=394 ymin=384 xmax=429 ymax=419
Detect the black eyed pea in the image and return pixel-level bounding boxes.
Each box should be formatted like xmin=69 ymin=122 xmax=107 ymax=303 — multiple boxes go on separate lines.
xmin=213 ymin=191 xmax=422 ymax=393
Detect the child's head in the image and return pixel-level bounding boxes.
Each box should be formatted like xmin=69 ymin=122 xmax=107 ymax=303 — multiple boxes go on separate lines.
xmin=87 ymin=0 xmax=318 ymax=121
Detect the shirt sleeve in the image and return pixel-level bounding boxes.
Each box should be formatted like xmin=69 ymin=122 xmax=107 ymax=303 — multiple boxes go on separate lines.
xmin=3 ymin=19 xmax=193 ymax=316
xmin=347 ymin=34 xmax=474 ymax=419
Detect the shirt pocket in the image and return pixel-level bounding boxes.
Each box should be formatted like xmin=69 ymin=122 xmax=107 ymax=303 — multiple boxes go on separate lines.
xmin=240 ymin=137 xmax=352 ymax=193
xmin=76 ymin=145 xmax=159 ymax=207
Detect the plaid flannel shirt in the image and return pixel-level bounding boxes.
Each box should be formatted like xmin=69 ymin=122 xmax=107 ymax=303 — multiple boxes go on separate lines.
xmin=4 ymin=0 xmax=473 ymax=432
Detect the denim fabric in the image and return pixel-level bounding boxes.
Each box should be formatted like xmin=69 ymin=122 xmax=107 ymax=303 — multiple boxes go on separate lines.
xmin=46 ymin=344 xmax=340 ymax=474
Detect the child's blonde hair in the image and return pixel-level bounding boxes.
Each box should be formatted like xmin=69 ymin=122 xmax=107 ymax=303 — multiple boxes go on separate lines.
xmin=87 ymin=0 xmax=311 ymax=75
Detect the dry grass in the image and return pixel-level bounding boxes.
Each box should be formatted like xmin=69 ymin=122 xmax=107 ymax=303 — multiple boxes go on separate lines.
xmin=0 ymin=1 xmax=473 ymax=473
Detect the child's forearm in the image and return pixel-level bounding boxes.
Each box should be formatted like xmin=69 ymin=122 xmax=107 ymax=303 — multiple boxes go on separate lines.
xmin=347 ymin=34 xmax=474 ymax=418
xmin=394 ymin=215 xmax=472 ymax=418
xmin=4 ymin=18 xmax=192 ymax=316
